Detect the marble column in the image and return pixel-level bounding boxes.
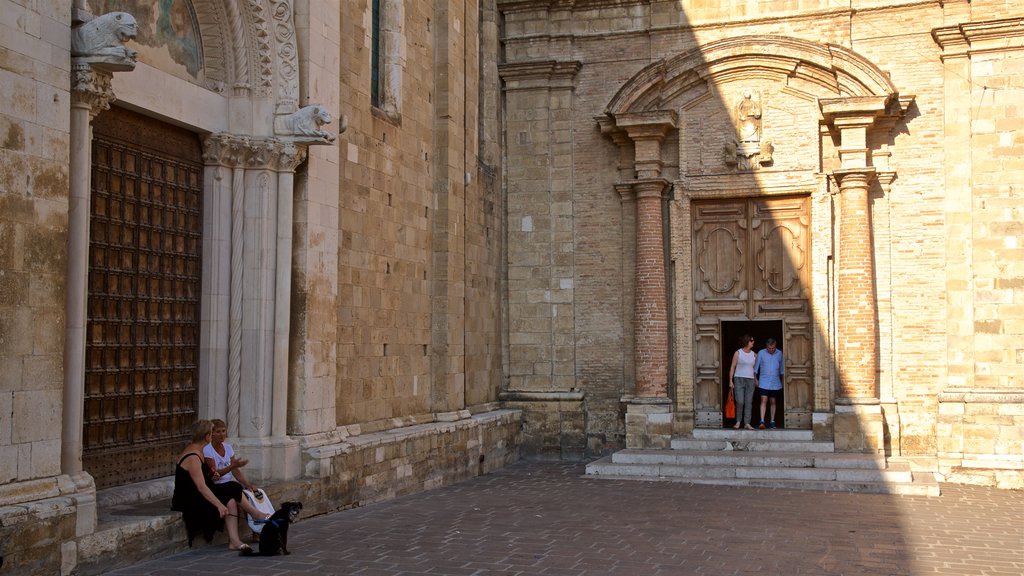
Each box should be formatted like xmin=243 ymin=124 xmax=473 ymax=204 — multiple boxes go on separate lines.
xmin=200 ymin=133 xmax=319 ymax=482
xmin=62 ymin=10 xmax=139 ymax=546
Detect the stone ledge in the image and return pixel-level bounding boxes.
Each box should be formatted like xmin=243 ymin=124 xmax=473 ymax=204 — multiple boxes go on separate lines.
xmin=938 ymin=390 xmax=1024 ymax=403
xmin=0 ymin=475 xmax=80 ymax=507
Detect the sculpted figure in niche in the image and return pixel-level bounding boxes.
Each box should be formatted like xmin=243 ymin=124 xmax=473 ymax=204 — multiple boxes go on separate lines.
xmin=274 ymin=105 xmax=342 ymax=144
xmin=735 ymin=89 xmax=761 ymax=143
xmin=72 ymin=11 xmax=138 ymax=68
xmin=723 ymin=88 xmax=775 ymax=170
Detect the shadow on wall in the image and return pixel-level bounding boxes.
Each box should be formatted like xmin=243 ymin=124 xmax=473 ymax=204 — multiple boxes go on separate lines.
xmin=500 ymin=0 xmax=912 ymax=491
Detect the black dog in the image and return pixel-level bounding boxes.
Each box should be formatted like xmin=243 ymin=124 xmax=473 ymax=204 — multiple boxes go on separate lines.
xmin=241 ymin=501 xmax=302 ymax=556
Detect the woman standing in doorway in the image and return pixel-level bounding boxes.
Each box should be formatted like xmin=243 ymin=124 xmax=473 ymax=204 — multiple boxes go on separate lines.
xmin=729 ymin=334 xmax=757 ymax=430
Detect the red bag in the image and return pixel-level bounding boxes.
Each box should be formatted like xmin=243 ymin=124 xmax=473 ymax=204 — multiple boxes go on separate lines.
xmin=725 ymin=390 xmax=736 ymax=419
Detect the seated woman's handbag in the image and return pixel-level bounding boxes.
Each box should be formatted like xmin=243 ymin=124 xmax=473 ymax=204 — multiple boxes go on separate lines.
xmin=242 ymin=489 xmax=276 ymax=537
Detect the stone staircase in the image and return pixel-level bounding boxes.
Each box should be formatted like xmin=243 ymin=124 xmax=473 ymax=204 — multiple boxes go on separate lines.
xmin=586 ymin=428 xmax=940 ymax=496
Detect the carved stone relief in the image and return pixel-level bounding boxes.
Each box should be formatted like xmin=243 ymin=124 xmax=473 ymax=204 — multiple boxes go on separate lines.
xmin=274 ymin=105 xmax=343 ymax=144
xmin=723 ymin=88 xmax=774 ymax=171
xmin=71 ymin=11 xmax=139 ymax=72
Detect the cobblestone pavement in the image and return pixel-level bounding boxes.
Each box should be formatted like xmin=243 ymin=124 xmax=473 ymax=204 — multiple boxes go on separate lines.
xmin=109 ymin=461 xmax=1024 ymax=576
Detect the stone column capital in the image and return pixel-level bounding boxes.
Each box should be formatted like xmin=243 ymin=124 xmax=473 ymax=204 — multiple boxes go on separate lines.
xmin=606 ymin=111 xmax=677 ymax=179
xmin=202 ymin=134 xmax=309 ymax=172
xmin=819 ymin=96 xmax=890 ymax=127
xmin=633 ymin=178 xmax=671 ymax=199
xmin=71 ymin=62 xmax=116 ymax=118
xmin=616 ymin=178 xmax=671 ymax=201
xmin=831 ymin=167 xmax=877 ymax=190
xmin=613 ymin=110 xmax=677 ymax=141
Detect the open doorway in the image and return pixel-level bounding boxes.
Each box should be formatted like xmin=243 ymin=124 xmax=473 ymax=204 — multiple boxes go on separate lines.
xmin=721 ymin=320 xmax=784 ymax=429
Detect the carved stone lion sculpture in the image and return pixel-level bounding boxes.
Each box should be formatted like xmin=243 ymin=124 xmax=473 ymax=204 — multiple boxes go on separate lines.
xmin=72 ymin=11 xmax=138 ymax=69
xmin=274 ymin=105 xmax=341 ymax=144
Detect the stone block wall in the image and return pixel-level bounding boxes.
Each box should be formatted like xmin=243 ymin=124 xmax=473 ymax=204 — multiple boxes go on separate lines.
xmin=0 ymin=0 xmax=70 ymax=487
xmin=304 ymin=410 xmax=522 ymax=514
xmin=500 ymin=395 xmax=585 ymax=460
xmin=937 ymin=392 xmax=1024 ymax=489
xmin=336 ymin=0 xmax=503 ymax=428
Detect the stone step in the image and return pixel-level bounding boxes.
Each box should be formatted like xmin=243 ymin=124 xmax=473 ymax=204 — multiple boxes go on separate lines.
xmin=613 ymin=449 xmax=886 ymax=470
xmin=585 ymin=470 xmax=939 ymax=496
xmin=585 ymin=453 xmax=938 ymax=496
xmin=77 ymin=477 xmax=224 ymax=575
xmin=691 ymin=428 xmax=814 ymax=441
xmin=670 ymin=438 xmax=835 ymax=452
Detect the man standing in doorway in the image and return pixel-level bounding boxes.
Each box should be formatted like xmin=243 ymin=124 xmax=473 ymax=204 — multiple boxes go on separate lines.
xmin=755 ymin=338 xmax=784 ymax=429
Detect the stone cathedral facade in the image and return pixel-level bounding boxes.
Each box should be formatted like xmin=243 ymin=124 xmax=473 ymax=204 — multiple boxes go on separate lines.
xmin=0 ymin=0 xmax=1021 ymax=573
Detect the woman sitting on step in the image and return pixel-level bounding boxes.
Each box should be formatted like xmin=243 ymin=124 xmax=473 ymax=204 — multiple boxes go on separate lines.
xmin=203 ymin=418 xmax=271 ymax=538
xmin=170 ymin=419 xmax=252 ymax=552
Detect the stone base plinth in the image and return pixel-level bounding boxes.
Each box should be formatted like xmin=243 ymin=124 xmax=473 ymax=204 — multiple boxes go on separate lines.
xmin=625 ymin=397 xmax=673 ymax=449
xmin=499 ymin=391 xmax=585 ymax=460
xmin=812 ymin=411 xmax=834 ymax=441
xmin=833 ymin=402 xmax=885 ymax=454
xmin=935 ymin=390 xmax=1024 ymax=489
xmin=231 ymin=436 xmax=303 ymax=484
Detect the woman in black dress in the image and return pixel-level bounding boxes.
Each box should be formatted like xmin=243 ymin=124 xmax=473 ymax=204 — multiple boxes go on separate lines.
xmin=170 ymin=420 xmax=252 ymax=552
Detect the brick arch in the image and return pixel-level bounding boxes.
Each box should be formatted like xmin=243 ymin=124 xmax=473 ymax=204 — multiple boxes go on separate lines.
xmin=605 ymin=35 xmax=899 ymax=115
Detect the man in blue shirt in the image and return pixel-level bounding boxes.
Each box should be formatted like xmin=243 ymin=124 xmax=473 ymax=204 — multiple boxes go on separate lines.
xmin=754 ymin=338 xmax=784 ymax=429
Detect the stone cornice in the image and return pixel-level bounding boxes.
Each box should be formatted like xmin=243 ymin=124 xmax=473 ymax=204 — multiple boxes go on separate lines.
xmin=498 ymin=390 xmax=585 ymax=402
xmin=933 ymin=17 xmax=1024 ymax=56
xmin=498 ymin=60 xmax=582 ymax=90
xmin=497 ymin=0 xmax=639 ymax=13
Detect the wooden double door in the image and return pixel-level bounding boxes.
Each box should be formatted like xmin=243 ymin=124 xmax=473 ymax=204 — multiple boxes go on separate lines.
xmin=691 ymin=196 xmax=814 ymax=429
xmin=83 ymin=107 xmax=204 ymax=488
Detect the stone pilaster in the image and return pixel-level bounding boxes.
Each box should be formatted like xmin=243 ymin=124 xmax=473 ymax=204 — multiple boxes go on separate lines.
xmin=498 ymin=59 xmax=585 ymax=456
xmin=833 ymin=168 xmax=878 ymax=402
xmin=820 ymin=97 xmax=889 ymax=453
xmin=603 ymin=111 xmax=676 ymax=449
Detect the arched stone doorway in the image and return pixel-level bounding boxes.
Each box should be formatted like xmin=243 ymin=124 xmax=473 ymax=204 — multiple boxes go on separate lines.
xmin=65 ymin=0 xmax=335 ymax=488
xmin=599 ymin=36 xmax=912 ymax=451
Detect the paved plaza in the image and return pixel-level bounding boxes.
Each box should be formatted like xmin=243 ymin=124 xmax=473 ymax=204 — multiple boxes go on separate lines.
xmin=109 ymin=462 xmax=1024 ymax=576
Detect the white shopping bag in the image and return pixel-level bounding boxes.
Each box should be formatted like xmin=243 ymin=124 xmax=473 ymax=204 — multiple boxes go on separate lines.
xmin=242 ymin=489 xmax=276 ymax=534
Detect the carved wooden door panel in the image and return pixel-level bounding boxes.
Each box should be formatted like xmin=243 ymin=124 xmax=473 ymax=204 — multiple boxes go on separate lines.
xmin=692 ymin=196 xmax=812 ymax=428
xmin=84 ymin=106 xmax=203 ymax=488
xmin=751 ymin=197 xmax=812 ymax=429
xmin=692 ymin=201 xmax=749 ymax=427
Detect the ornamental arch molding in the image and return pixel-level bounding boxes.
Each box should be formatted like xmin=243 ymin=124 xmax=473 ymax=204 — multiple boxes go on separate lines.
xmin=604 ymin=35 xmax=900 ymax=116
xmin=191 ymin=0 xmax=302 ymax=118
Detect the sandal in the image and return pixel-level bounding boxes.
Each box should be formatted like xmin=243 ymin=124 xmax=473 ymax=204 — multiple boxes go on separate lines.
xmin=232 ymin=543 xmax=253 ymax=554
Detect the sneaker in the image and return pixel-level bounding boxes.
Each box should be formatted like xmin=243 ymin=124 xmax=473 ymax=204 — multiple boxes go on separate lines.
xmin=758 ymin=421 xmax=766 ymax=430
xmin=768 ymin=421 xmax=776 ymax=429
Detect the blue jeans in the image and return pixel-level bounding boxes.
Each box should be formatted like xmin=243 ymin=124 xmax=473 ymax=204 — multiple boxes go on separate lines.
xmin=733 ymin=377 xmax=756 ymax=426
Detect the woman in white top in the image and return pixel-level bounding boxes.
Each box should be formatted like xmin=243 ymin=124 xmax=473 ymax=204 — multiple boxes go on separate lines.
xmin=728 ymin=334 xmax=758 ymax=430
xmin=203 ymin=419 xmax=271 ymax=531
